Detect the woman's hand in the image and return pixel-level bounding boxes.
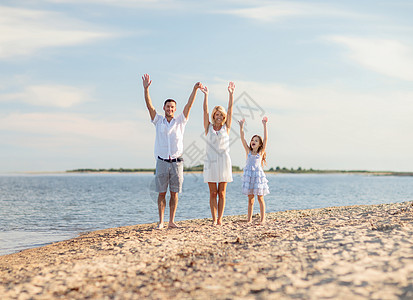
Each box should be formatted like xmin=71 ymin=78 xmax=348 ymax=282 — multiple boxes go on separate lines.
xmin=200 ymin=85 xmax=208 ymax=95
xmin=228 ymin=81 xmax=235 ymax=94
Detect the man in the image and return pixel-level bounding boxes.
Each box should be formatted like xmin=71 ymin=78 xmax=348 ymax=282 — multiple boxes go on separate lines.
xmin=142 ymin=73 xmax=201 ymax=229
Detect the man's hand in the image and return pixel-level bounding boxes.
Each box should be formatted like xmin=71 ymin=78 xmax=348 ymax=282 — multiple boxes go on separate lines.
xmin=142 ymin=73 xmax=156 ymax=120
xmin=194 ymin=82 xmax=202 ymax=90
xmin=142 ymin=74 xmax=152 ymax=89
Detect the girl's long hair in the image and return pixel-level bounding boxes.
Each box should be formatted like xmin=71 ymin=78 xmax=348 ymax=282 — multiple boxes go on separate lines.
xmin=249 ymin=135 xmax=267 ymax=167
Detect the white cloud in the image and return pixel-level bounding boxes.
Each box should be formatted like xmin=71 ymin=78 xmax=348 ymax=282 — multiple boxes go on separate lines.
xmin=219 ymin=3 xmax=304 ymax=21
xmin=326 ymin=36 xmax=413 ymax=82
xmin=217 ymin=2 xmax=365 ymax=22
xmin=0 ymin=112 xmax=141 ymax=142
xmin=0 ymin=5 xmax=111 ymax=59
xmin=0 ymin=84 xmax=93 ymax=108
xmin=44 ymin=0 xmax=181 ymax=9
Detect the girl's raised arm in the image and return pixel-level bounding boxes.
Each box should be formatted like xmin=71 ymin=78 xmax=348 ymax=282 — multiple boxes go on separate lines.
xmin=262 ymin=116 xmax=268 ymax=153
xmin=201 ymin=86 xmax=209 ymax=135
xmin=226 ymin=82 xmax=235 ymax=133
xmin=238 ymin=119 xmax=249 ymax=155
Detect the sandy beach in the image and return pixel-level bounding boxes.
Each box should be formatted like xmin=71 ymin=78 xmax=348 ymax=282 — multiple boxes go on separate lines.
xmin=1 ymin=201 xmax=412 ymax=299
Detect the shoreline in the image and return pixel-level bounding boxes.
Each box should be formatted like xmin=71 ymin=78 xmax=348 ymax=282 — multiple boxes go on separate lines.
xmin=1 ymin=201 xmax=413 ymax=299
xmin=3 ymin=170 xmax=413 ymax=176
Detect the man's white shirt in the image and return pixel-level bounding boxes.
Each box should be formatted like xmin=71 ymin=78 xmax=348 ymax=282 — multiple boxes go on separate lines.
xmin=152 ymin=113 xmax=188 ymax=159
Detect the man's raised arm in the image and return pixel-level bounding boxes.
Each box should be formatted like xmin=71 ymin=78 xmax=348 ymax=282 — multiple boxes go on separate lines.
xmin=183 ymin=82 xmax=202 ymax=119
xmin=142 ymin=73 xmax=156 ymax=121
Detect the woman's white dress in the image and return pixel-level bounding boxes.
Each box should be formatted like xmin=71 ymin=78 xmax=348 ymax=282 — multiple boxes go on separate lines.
xmin=203 ymin=124 xmax=233 ymax=183
xmin=241 ymin=151 xmax=269 ymax=195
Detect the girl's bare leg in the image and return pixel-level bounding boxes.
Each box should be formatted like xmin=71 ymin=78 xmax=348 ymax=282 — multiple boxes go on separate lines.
xmin=247 ymin=195 xmax=255 ymax=223
xmin=257 ymin=195 xmax=266 ymax=225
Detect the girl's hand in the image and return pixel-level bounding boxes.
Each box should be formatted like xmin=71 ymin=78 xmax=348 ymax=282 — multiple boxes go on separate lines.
xmin=200 ymin=85 xmax=208 ymax=95
xmin=228 ymin=81 xmax=235 ymax=94
xmin=238 ymin=118 xmax=245 ymax=127
xmin=262 ymin=116 xmax=268 ymax=124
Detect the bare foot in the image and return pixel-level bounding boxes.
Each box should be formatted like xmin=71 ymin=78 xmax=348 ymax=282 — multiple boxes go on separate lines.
xmin=212 ymin=220 xmax=218 ymax=226
xmin=156 ymin=222 xmax=164 ymax=230
xmin=168 ymin=222 xmax=179 ymax=229
xmin=217 ymin=219 xmax=223 ymax=226
xmin=246 ymin=219 xmax=252 ymax=224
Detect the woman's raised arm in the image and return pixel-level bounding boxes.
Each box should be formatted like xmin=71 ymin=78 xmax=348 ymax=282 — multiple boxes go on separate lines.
xmin=201 ymin=85 xmax=210 ymax=135
xmin=226 ymin=81 xmax=235 ymax=132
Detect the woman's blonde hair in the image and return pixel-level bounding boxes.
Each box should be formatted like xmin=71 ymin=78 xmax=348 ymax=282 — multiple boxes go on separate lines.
xmin=211 ymin=106 xmax=227 ymax=125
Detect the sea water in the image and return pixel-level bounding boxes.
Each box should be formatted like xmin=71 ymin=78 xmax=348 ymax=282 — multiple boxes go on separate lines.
xmin=1 ymin=173 xmax=412 ymax=255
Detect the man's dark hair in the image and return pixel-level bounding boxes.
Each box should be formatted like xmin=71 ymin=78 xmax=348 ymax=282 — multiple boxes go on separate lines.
xmin=164 ymin=99 xmax=176 ymax=106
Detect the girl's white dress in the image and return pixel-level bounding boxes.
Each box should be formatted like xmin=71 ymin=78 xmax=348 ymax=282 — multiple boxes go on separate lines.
xmin=242 ymin=151 xmax=269 ymax=195
xmin=203 ymin=124 xmax=233 ymax=183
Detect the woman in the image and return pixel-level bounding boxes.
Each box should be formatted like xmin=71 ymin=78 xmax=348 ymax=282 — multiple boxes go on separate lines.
xmin=200 ymin=82 xmax=235 ymax=225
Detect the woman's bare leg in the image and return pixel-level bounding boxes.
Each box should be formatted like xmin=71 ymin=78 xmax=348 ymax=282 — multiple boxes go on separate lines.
xmin=217 ymin=182 xmax=227 ymax=225
xmin=208 ymin=182 xmax=218 ymax=225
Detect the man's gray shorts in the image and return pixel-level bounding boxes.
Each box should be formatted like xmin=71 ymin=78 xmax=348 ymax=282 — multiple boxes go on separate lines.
xmin=155 ymin=158 xmax=184 ymax=193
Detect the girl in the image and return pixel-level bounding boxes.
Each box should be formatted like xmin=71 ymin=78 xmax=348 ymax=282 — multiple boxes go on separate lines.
xmin=238 ymin=116 xmax=269 ymax=224
xmin=200 ymin=82 xmax=235 ymax=225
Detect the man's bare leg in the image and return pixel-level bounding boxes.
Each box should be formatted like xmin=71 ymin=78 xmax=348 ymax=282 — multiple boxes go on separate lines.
xmin=157 ymin=192 xmax=167 ymax=229
xmin=168 ymin=191 xmax=179 ymax=228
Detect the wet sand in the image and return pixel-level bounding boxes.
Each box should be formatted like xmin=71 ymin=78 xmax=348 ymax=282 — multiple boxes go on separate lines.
xmin=1 ymin=201 xmax=413 ymax=299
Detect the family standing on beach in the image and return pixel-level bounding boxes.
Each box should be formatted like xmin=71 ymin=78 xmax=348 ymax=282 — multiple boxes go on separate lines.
xmin=142 ymin=74 xmax=269 ymax=229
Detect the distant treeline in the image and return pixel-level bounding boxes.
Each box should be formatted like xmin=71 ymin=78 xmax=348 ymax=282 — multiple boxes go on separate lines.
xmin=268 ymin=167 xmax=413 ymax=176
xmin=182 ymin=165 xmax=242 ymax=172
xmin=66 ymin=166 xmax=412 ymax=176
xmin=67 ymin=168 xmax=155 ymax=173
xmin=267 ymin=166 xmax=359 ymax=173
xmin=67 ymin=165 xmax=241 ymax=173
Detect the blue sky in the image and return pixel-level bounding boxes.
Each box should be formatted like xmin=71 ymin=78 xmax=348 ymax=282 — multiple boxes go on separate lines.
xmin=1 ymin=0 xmax=412 ymax=172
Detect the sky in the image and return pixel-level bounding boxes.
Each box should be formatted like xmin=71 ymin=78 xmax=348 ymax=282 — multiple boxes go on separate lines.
xmin=0 ymin=0 xmax=412 ymax=173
